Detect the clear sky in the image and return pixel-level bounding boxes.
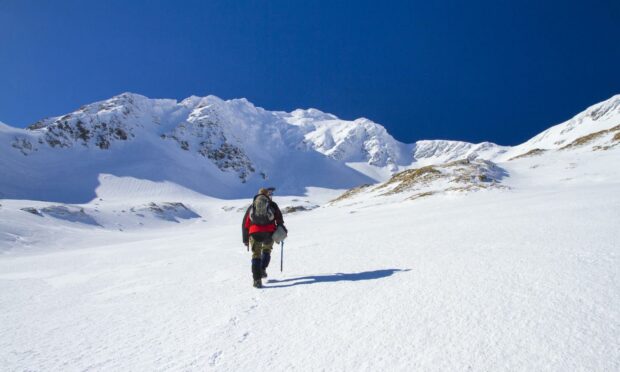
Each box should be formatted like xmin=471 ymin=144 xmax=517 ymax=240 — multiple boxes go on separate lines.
xmin=1 ymin=0 xmax=619 ymax=145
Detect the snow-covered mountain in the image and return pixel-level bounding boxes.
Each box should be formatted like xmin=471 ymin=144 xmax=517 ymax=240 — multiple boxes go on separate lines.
xmin=1 ymin=93 xmax=376 ymax=202
xmin=0 ymin=92 xmax=500 ymax=202
xmin=332 ymin=94 xmax=620 ymax=204
xmin=499 ymin=94 xmax=620 ymax=160
xmin=1 ymin=93 xmax=619 ymax=203
xmin=1 ymin=94 xmax=619 ymax=371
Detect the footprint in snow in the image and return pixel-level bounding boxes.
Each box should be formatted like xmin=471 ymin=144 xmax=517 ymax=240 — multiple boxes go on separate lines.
xmin=208 ymin=350 xmax=222 ymax=366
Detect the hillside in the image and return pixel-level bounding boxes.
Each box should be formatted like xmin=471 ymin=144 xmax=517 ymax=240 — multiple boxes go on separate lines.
xmin=0 ymin=93 xmax=509 ymax=202
xmin=0 ymin=94 xmax=619 ymax=371
xmin=1 ymin=141 xmax=619 ymax=370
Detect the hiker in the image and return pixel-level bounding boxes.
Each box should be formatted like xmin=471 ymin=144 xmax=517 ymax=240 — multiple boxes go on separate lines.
xmin=242 ymin=187 xmax=287 ymax=288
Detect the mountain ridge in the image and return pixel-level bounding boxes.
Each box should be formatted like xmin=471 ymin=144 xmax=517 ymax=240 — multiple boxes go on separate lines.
xmin=1 ymin=92 xmax=618 ymax=202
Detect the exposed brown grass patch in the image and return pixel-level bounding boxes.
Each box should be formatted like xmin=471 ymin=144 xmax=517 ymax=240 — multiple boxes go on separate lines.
xmin=446 ymin=183 xmax=508 ymax=193
xmin=561 ymin=131 xmax=607 ymax=150
xmin=282 ymin=205 xmax=318 ymax=214
xmin=508 ymin=148 xmax=547 ymax=161
xmin=407 ymin=191 xmax=435 ymax=201
xmin=329 ymin=184 xmax=372 ymax=204
xmin=375 ymin=166 xmax=441 ymax=195
xmin=560 ymin=124 xmax=620 ymax=150
xmin=442 ymin=158 xmax=471 ymax=167
xmin=446 ymin=185 xmax=478 ymax=192
xmin=331 ymin=159 xmax=507 ymax=204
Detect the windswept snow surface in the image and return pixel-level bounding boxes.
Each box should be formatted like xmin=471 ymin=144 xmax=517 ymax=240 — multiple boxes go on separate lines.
xmin=1 ymin=94 xmax=620 ymax=370
xmin=1 ymin=146 xmax=619 ymax=371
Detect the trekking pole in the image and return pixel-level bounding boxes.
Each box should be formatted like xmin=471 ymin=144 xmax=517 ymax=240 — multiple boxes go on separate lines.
xmin=280 ymin=241 xmax=284 ymax=272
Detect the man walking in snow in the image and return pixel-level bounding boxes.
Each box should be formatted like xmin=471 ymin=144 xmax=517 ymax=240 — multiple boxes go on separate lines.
xmin=242 ymin=187 xmax=286 ymax=288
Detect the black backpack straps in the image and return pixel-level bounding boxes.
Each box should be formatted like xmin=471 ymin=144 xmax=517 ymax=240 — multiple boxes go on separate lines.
xmin=272 ymin=201 xmax=284 ymax=225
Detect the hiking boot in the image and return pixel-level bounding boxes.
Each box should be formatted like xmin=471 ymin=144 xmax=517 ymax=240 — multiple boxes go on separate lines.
xmin=253 ymin=279 xmax=262 ymax=288
xmin=261 ymin=269 xmax=268 ymax=278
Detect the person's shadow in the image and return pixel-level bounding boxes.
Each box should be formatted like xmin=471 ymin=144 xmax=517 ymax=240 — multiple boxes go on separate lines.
xmin=265 ymin=269 xmax=410 ymax=288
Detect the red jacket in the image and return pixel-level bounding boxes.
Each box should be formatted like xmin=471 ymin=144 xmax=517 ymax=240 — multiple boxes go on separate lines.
xmin=241 ymin=195 xmax=284 ymax=244
xmin=244 ymin=213 xmax=277 ymax=234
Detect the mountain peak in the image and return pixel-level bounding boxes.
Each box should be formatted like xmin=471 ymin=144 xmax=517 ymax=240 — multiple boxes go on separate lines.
xmin=506 ymin=93 xmax=620 ymax=156
xmin=2 ymin=92 xmax=618 ymax=202
xmin=582 ymin=94 xmax=620 ymax=121
xmin=113 ymin=91 xmax=149 ymax=100
xmin=289 ymin=108 xmax=338 ymax=121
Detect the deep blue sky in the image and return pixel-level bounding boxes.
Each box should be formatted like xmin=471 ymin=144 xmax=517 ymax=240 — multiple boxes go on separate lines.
xmin=1 ymin=0 xmax=619 ymax=145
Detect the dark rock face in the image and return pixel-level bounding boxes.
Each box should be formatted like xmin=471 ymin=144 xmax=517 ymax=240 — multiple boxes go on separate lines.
xmin=11 ymin=137 xmax=36 ymax=155
xmin=162 ymin=107 xmax=256 ymax=182
xmin=22 ymin=94 xmax=141 ymax=151
xmin=12 ymin=94 xmax=259 ymax=183
xmin=33 ymin=115 xmax=134 ymax=149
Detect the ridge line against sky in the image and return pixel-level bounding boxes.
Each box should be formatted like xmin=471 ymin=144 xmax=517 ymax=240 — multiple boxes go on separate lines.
xmin=1 ymin=0 xmax=619 ymax=146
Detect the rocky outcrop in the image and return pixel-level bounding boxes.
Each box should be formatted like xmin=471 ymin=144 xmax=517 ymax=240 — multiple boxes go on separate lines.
xmin=331 ymin=158 xmax=508 ymax=204
xmin=162 ymin=105 xmax=256 ymax=181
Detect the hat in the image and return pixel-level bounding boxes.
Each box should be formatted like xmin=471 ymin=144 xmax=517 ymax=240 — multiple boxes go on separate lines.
xmin=258 ymin=187 xmax=276 ymax=196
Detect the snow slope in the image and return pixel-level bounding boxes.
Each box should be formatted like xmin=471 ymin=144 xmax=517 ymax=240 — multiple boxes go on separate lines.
xmin=499 ymin=94 xmax=620 ymax=160
xmin=1 ymin=94 xmax=619 ymax=371
xmin=1 ymin=146 xmax=619 ymax=370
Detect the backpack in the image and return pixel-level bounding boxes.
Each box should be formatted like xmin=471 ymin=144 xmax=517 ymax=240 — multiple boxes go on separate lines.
xmin=249 ymin=194 xmax=275 ymax=225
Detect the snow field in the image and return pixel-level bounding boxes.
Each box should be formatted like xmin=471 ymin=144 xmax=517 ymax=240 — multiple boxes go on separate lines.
xmin=1 ymin=180 xmax=618 ymax=371
xmin=1 ymin=93 xmax=619 ymax=370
